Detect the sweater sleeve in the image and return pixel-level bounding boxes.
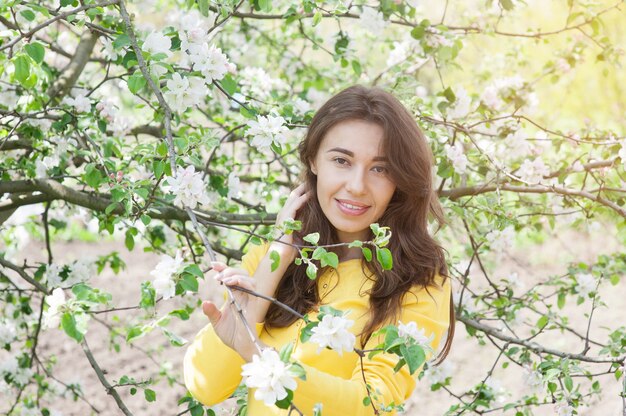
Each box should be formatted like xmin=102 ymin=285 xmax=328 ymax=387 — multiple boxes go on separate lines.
xmin=291 ymin=277 xmax=452 ymax=416
xmin=183 ymin=243 xmax=270 ymax=406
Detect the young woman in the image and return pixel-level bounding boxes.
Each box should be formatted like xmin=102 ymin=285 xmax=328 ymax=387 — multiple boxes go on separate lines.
xmin=184 ymin=85 xmax=454 ymax=415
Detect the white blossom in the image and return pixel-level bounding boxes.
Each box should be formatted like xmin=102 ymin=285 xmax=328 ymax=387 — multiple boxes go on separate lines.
xmin=480 ymin=85 xmax=503 ymax=109
xmin=516 ymin=158 xmax=549 ymax=184
xmin=162 ymin=165 xmax=211 ymax=209
xmin=0 ymin=355 xmax=19 ymax=376
xmin=447 ymin=87 xmax=473 ymax=119
xmin=485 ymin=376 xmax=507 ymax=403
xmin=96 ymin=98 xmax=118 ymax=122
xmin=19 ymin=406 xmax=40 ymax=416
xmin=423 ymin=360 xmax=454 ymax=385
xmin=485 ymin=226 xmax=515 ymax=253
xmin=0 ymin=320 xmax=17 ymax=345
xmin=239 ymin=67 xmax=287 ymax=101
xmin=143 ymin=31 xmax=171 ymax=56
xmin=522 ymin=364 xmax=543 ymax=392
xmin=44 ymin=263 xmax=64 ymax=288
xmin=501 ymin=272 xmax=525 ymax=294
xmin=63 ymin=91 xmax=91 ymax=113
xmin=358 ymin=7 xmax=388 ymax=36
xmin=554 ymin=401 xmax=574 ymax=416
xmin=504 ymin=129 xmax=532 ymax=159
xmin=453 ymin=290 xmax=477 ymax=314
xmin=425 ymin=29 xmax=453 ymax=49
xmin=43 ymin=288 xmax=66 ymax=329
xmin=555 ymin=58 xmax=572 ymax=73
xmin=0 ymin=89 xmax=20 ymax=110
xmin=292 ymin=97 xmax=312 ymax=115
xmin=309 ymin=314 xmax=356 ymax=355
xmin=247 ymin=115 xmax=289 ymax=151
xmin=164 ymin=72 xmax=191 ymax=112
xmin=101 ymin=37 xmax=118 ymax=60
xmin=241 ymin=348 xmax=298 ymax=406
xmin=398 ymin=321 xmax=434 ymax=347
xmin=188 ymin=43 xmax=231 ymax=83
xmin=66 ymin=259 xmax=94 ymax=286
xmin=227 ymin=172 xmax=241 ymax=200
xmin=444 ymin=142 xmax=468 ymax=174
xmin=575 ymin=273 xmax=596 ymax=298
xmin=150 ymin=251 xmax=185 ymax=300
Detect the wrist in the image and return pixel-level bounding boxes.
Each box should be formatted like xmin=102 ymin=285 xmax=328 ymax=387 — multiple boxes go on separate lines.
xmin=269 ymin=240 xmax=298 ymax=261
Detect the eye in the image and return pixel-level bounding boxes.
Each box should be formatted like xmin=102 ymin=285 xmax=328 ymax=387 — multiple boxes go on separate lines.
xmin=333 ymin=157 xmax=349 ymax=166
xmin=372 ymin=166 xmax=387 ymax=174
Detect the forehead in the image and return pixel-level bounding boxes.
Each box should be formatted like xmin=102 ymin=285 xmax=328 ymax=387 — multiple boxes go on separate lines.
xmin=318 ymin=119 xmax=385 ymax=157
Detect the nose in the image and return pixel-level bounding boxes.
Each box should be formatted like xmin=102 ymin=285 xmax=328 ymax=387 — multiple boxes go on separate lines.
xmin=345 ymin=167 xmax=367 ymax=195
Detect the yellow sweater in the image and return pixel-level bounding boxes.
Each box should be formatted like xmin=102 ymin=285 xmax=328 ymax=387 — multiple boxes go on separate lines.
xmin=184 ymin=243 xmax=451 ymax=415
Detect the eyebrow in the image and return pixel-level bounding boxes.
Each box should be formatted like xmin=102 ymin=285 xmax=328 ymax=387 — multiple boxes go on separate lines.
xmin=326 ymin=147 xmax=388 ymax=162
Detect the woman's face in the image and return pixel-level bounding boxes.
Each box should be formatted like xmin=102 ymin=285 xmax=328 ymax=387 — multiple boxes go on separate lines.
xmin=311 ymin=119 xmax=396 ymax=243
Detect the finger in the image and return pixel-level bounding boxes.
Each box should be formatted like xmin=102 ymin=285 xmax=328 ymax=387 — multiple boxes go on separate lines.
xmin=210 ymin=261 xmax=228 ymax=272
xmin=217 ymin=267 xmax=250 ymax=280
xmin=222 ymin=275 xmax=256 ymax=292
xmin=202 ymin=301 xmax=221 ymax=325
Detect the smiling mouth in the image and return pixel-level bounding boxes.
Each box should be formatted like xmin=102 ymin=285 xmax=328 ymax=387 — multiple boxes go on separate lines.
xmin=335 ymin=199 xmax=371 ymax=215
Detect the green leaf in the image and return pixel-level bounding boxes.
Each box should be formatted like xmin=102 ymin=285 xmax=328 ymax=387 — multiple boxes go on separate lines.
xmin=351 ymin=60 xmax=362 ymax=77
xmin=84 ymin=164 xmax=103 ymax=189
xmin=312 ymin=246 xmax=326 ymax=260
xmin=127 ymin=73 xmax=146 ymax=94
xmin=376 ymin=248 xmax=393 ymax=270
xmin=180 ymin=273 xmax=199 ymax=293
xmin=13 ymin=54 xmax=30 ymax=85
xmin=362 ymin=247 xmax=372 ymax=262
xmin=197 ymin=0 xmax=209 ymax=16
xmin=125 ymin=230 xmax=135 ymax=251
xmin=411 ymin=25 xmax=426 ymax=39
xmin=274 ymin=389 xmax=293 ymax=409
xmin=141 ymin=214 xmax=152 ymax=225
xmin=557 ymin=292 xmax=566 ymax=309
xmin=20 ymin=9 xmax=36 ymax=21
xmin=161 ymin=327 xmax=187 ymax=347
xmin=564 ymin=375 xmax=573 ymax=392
xmin=290 ymin=362 xmax=306 ymax=380
xmin=270 ymin=250 xmax=280 ymax=272
xmin=279 ymin=341 xmax=294 ymax=362
xmin=25 ymin=42 xmax=45 ymax=64
xmin=113 ymin=34 xmax=131 ymax=49
xmin=363 ymin=396 xmax=371 ymax=406
xmin=499 ymin=0 xmax=514 ymax=10
xmin=401 ymin=344 xmax=426 ymax=374
xmin=184 ymin=264 xmax=203 ymax=278
xmin=258 ymin=0 xmax=272 ymax=13
xmin=61 ymin=312 xmax=84 ymax=342
xmin=536 ymin=315 xmax=549 ymax=329
xmin=312 ymin=11 xmax=322 ymax=26
xmin=321 ymin=252 xmax=339 ymax=269
xmin=220 ymin=74 xmax=237 ymax=95
xmin=139 ymin=281 xmax=156 ymax=309
xmin=306 ymin=262 xmax=318 ymax=280
xmin=144 ymin=388 xmax=156 ymax=402
xmin=303 ymin=232 xmax=320 ymax=245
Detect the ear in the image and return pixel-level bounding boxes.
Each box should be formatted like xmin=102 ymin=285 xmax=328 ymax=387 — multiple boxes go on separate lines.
xmin=310 ymin=161 xmax=318 ymax=176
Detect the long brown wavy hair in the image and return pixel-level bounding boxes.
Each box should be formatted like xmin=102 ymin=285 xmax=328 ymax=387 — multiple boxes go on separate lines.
xmin=265 ymin=85 xmax=455 ymax=363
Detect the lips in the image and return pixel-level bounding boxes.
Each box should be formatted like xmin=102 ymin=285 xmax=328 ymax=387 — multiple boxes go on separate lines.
xmin=335 ymin=199 xmax=371 ymax=216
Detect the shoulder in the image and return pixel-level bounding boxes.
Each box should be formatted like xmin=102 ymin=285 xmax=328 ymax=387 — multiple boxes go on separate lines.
xmin=240 ymin=241 xmax=271 ymax=275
